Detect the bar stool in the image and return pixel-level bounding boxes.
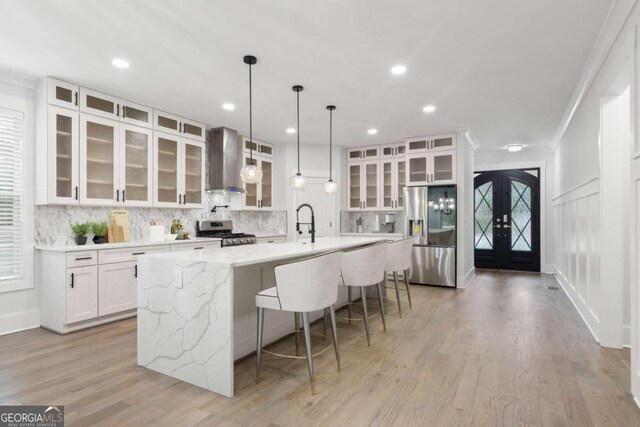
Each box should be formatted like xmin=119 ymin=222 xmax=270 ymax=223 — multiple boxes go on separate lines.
xmin=255 ymin=251 xmax=343 ymax=395
xmin=385 ymin=237 xmax=414 ymax=318
xmin=340 ymin=242 xmax=388 ymax=346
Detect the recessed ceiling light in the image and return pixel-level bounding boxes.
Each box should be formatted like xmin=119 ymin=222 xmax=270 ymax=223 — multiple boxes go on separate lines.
xmin=423 ymin=105 xmax=436 ymax=113
xmin=507 ymin=144 xmax=523 ymax=152
xmin=111 ymin=58 xmax=130 ymax=69
xmin=367 ymin=128 xmax=378 ymax=135
xmin=390 ymin=65 xmax=407 ymax=75
xmin=286 ymin=128 xmax=296 ymax=134
xmin=222 ymin=103 xmax=235 ymax=111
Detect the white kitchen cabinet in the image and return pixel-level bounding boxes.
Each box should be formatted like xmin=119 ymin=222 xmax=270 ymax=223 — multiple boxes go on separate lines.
xmin=153 ymin=132 xmax=205 ymax=208
xmin=170 ymin=241 xmax=221 ymax=251
xmin=80 ymin=88 xmax=153 ymax=128
xmin=255 ymin=236 xmax=287 ymax=244
xmin=98 ymin=261 xmax=137 ymax=316
xmin=66 ymin=265 xmax=98 ymax=324
xmin=347 ymin=146 xmax=380 ymax=161
xmin=406 ymin=150 xmax=456 ymax=186
xmin=381 ymin=158 xmax=406 ymax=210
xmin=120 ymin=124 xmax=153 ymax=206
xmin=241 ymin=135 xmax=274 ymax=158
xmin=406 ymin=133 xmax=456 ymax=153
xmin=46 ymin=106 xmax=80 ymax=204
xmin=347 ymin=160 xmax=380 ymax=211
xmin=243 ymin=153 xmax=273 ymax=209
xmin=154 ymin=110 xmax=205 ymax=142
xmin=47 ymin=78 xmax=79 ymax=110
xmin=380 ymin=143 xmax=406 ymax=158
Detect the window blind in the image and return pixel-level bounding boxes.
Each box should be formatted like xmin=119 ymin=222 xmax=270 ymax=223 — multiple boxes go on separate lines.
xmin=0 ymin=108 xmax=24 ymax=281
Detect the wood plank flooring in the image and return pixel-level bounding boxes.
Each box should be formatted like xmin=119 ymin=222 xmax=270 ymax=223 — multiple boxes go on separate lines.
xmin=1 ymin=270 xmax=639 ymax=426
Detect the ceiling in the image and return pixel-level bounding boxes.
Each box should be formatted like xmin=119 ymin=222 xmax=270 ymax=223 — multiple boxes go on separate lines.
xmin=0 ymin=0 xmax=611 ymax=150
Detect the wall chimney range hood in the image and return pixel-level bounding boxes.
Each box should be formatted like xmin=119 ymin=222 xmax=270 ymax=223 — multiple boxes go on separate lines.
xmin=207 ymin=127 xmax=244 ymax=193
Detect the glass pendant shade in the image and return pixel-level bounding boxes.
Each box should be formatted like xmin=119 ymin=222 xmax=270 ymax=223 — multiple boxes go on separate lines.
xmin=323 ymin=179 xmax=338 ymax=194
xmin=240 ymin=163 xmax=263 ymax=184
xmin=289 ymin=173 xmax=308 ymax=190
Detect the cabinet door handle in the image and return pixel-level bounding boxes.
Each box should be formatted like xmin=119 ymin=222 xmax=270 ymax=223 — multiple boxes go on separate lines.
xmin=178 ymin=194 xmax=182 ymax=204
xmin=179 ymin=122 xmax=183 ymax=133
xmin=183 ymin=193 xmax=186 ymax=204
xmin=75 ymin=256 xmax=92 ymax=261
xmin=116 ymin=104 xmax=120 ymax=117
xmin=116 ymin=189 xmax=120 ymax=202
xmin=74 ymin=186 xmax=78 ymax=200
xmin=132 ymin=251 xmax=145 ymax=255
xmin=74 ymin=92 xmax=78 ymax=106
xmin=134 ymin=265 xmax=138 ymax=278
xmin=122 ymin=106 xmax=126 ymax=118
xmin=122 ymin=189 xmax=126 ymax=202
xmin=70 ymin=272 xmax=75 ymax=288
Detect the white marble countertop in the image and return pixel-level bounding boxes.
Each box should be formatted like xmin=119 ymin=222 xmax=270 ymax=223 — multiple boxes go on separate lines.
xmin=340 ymin=232 xmax=404 ymax=238
xmin=35 ymin=237 xmax=221 ymax=252
xmin=253 ymin=233 xmax=287 ymax=238
xmin=140 ymin=236 xmax=385 ymax=267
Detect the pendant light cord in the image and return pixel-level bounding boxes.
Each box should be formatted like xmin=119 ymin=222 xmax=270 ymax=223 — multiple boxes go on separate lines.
xmin=249 ymin=62 xmax=253 ymax=163
xmin=296 ymin=90 xmax=300 ymax=174
xmin=329 ymin=108 xmax=333 ymax=181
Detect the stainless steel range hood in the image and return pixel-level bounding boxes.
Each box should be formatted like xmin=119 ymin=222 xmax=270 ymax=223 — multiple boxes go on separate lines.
xmin=207 ymin=127 xmax=244 ymax=193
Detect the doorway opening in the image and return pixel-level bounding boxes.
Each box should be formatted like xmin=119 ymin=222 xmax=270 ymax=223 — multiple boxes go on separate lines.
xmin=474 ymin=169 xmax=540 ymax=271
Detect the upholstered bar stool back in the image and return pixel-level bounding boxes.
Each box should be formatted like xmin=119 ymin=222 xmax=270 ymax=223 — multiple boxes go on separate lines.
xmin=384 ymin=237 xmax=415 ymax=317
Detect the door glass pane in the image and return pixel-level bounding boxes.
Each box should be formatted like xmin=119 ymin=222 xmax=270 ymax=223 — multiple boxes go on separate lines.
xmin=157 ymin=137 xmax=178 ymax=203
xmin=349 ymin=164 xmax=360 ymax=208
xmin=86 ymin=95 xmax=114 ymax=114
xmin=184 ymin=144 xmax=202 ymax=204
xmin=474 ymin=182 xmax=493 ymax=249
xmin=433 ymin=154 xmax=453 ymax=181
xmin=383 ymin=162 xmax=392 ymax=208
xmin=349 ymin=151 xmax=362 ymax=159
xmin=397 ymin=160 xmax=406 ymax=208
xmin=365 ymin=163 xmax=377 ymax=208
xmin=409 ymin=140 xmax=427 ymax=151
xmin=383 ymin=147 xmax=393 ymax=156
xmin=245 ymin=140 xmax=258 ymax=152
xmin=408 ymin=157 xmax=427 ymax=183
xmin=397 ymin=145 xmax=406 ymax=155
xmin=55 ymin=114 xmax=73 ymax=198
xmin=55 ymin=86 xmax=73 ymax=104
xmin=260 ymin=145 xmax=272 ymax=156
xmin=511 ymin=181 xmax=532 ymax=251
xmin=261 ymin=160 xmax=272 ymax=207
xmin=86 ymin=121 xmax=114 ymax=199
xmin=124 ymin=129 xmax=148 ymax=201
xmin=158 ymin=115 xmax=178 ymax=131
xmin=183 ymin=123 xmax=203 ymax=138
xmin=365 ymin=148 xmax=377 ymax=158
xmin=433 ymin=137 xmax=453 ymax=149
xmin=245 ymin=157 xmax=257 ymax=206
xmin=123 ymin=105 xmax=149 ymax=124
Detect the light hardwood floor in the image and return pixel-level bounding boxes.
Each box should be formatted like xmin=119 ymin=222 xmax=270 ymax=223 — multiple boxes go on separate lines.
xmin=1 ymin=270 xmax=639 ymax=426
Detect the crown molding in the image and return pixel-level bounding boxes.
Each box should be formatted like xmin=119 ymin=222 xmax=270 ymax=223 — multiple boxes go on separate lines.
xmin=550 ymin=0 xmax=638 ymax=152
xmin=456 ymin=128 xmax=479 ymax=151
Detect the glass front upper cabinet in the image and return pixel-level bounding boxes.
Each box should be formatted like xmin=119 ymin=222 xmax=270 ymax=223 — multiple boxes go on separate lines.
xmin=260 ymin=158 xmax=273 ymax=208
xmin=182 ymin=141 xmax=203 ymax=207
xmin=47 ymin=78 xmax=79 ymax=110
xmin=80 ymin=116 xmax=118 ymax=205
xmin=154 ymin=134 xmax=179 ymax=206
xmin=121 ymin=125 xmax=152 ymax=206
xmin=48 ymin=107 xmax=79 ymax=203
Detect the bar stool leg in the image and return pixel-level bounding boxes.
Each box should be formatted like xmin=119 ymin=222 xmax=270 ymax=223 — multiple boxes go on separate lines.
xmin=329 ymin=305 xmax=341 ymax=372
xmin=377 ymin=280 xmax=386 ymax=332
xmin=360 ymin=286 xmax=371 ymax=346
xmin=393 ymin=271 xmax=403 ymax=318
xmin=294 ymin=312 xmax=300 ymax=357
xmin=347 ymin=287 xmax=353 ymax=324
xmin=323 ymin=308 xmax=328 ymax=337
xmin=256 ymin=307 xmax=265 ymax=384
xmin=404 ymin=269 xmax=413 ymax=310
xmin=302 ymin=312 xmax=316 ymax=395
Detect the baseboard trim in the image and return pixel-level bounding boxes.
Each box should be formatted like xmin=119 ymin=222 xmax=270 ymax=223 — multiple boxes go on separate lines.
xmin=623 ymin=325 xmax=631 ymax=348
xmin=0 ymin=309 xmax=40 ymax=336
xmin=634 ymin=396 xmax=640 ymax=411
xmin=542 ymin=264 xmax=556 ymax=274
xmin=553 ymin=271 xmax=600 ymax=344
xmin=458 ymin=267 xmax=476 ymax=289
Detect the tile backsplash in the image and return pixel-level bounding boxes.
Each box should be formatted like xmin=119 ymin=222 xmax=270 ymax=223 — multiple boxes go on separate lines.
xmin=340 ymin=211 xmax=405 ymax=234
xmin=35 ymin=193 xmax=287 ymax=246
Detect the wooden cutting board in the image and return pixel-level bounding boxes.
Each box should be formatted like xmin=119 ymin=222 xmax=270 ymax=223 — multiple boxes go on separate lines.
xmin=109 ymin=210 xmax=130 ymax=243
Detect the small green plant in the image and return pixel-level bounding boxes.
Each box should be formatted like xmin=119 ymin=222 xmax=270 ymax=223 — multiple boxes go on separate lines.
xmin=91 ymin=221 xmax=108 ymax=237
xmin=71 ymin=222 xmax=90 ymax=237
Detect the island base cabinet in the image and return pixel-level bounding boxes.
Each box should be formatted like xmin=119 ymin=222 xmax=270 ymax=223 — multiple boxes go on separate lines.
xmin=98 ymin=261 xmax=137 ymax=316
xmin=66 ymin=266 xmax=98 ymax=324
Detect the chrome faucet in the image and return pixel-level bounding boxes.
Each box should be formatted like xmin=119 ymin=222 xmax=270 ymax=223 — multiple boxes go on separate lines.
xmin=296 ymin=203 xmax=316 ymax=243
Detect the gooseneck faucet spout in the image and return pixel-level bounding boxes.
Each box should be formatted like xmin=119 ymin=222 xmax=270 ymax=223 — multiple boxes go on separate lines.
xmin=296 ymin=203 xmax=316 ymax=243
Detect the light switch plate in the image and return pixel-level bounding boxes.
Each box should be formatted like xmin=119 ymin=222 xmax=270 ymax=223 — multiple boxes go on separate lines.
xmin=174 ymin=270 xmax=183 ymax=288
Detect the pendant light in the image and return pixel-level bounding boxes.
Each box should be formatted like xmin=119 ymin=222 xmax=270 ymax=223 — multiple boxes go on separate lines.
xmin=289 ymin=85 xmax=307 ymax=190
xmin=323 ymin=105 xmax=338 ymax=194
xmin=240 ymin=55 xmax=263 ymax=184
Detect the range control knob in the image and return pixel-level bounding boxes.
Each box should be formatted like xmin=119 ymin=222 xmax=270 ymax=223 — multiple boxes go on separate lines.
xmin=241 ymin=238 xmax=247 ymax=244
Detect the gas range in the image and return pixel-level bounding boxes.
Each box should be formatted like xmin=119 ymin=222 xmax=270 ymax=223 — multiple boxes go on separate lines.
xmin=195 ymin=220 xmax=256 ymax=247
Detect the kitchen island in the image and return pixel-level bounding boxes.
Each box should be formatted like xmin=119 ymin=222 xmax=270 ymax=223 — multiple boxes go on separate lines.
xmin=137 ymin=236 xmax=386 ymax=397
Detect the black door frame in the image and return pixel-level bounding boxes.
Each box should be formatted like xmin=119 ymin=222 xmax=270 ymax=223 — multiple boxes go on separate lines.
xmin=474 ymin=168 xmax=541 ymax=272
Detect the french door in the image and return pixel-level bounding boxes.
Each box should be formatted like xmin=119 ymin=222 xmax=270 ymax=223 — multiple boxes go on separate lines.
xmin=474 ymin=169 xmax=540 ymax=271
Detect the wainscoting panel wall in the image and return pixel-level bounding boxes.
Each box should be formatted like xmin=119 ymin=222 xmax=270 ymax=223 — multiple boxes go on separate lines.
xmin=553 ymin=178 xmax=600 ymax=341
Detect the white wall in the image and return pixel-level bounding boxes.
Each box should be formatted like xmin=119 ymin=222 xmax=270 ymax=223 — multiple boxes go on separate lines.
xmin=0 ymin=74 xmax=39 ymax=335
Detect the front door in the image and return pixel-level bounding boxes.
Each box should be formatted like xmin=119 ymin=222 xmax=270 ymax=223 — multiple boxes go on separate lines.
xmin=474 ymin=169 xmax=540 ymax=271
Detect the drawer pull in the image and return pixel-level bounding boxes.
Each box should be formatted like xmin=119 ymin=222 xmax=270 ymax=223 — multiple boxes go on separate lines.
xmin=132 ymin=252 xmax=146 ymax=255
xmin=75 ymin=256 xmax=92 ymax=261
xmin=194 ymin=247 xmax=204 ymax=250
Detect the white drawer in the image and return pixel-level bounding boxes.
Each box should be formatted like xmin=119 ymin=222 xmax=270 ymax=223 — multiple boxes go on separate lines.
xmin=256 ymin=236 xmax=287 ymax=244
xmin=98 ymin=245 xmax=170 ymax=264
xmin=66 ymin=251 xmax=98 ymax=268
xmin=171 ymin=241 xmax=221 ymax=252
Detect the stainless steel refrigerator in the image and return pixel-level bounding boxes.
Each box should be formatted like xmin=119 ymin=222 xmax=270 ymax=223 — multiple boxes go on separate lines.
xmin=403 ymin=185 xmax=456 ymax=287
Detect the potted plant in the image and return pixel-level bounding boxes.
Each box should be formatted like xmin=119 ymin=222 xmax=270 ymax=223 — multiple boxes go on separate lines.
xmin=72 ymin=222 xmax=90 ymax=246
xmin=91 ymin=221 xmax=108 ymax=244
